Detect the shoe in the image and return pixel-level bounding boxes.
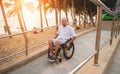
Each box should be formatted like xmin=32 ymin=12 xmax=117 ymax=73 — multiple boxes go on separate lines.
xmin=48 ymin=56 xmax=56 ymax=62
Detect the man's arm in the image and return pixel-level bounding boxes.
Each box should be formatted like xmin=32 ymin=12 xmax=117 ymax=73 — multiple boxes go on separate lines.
xmin=68 ymin=36 xmax=76 ymax=44
xmin=66 ymin=36 xmax=76 ymax=47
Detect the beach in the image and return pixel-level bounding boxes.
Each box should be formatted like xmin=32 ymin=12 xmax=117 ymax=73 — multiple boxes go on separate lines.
xmin=0 ymin=7 xmax=75 ymax=35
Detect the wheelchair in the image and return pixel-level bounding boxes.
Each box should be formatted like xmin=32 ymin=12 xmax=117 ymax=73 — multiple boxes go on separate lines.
xmin=47 ymin=39 xmax=74 ymax=62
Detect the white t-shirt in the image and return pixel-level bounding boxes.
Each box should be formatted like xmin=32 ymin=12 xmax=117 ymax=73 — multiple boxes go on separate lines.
xmin=57 ymin=25 xmax=76 ymax=40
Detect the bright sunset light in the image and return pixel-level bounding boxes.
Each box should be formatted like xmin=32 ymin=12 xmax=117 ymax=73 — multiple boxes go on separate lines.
xmin=22 ymin=0 xmax=39 ymax=8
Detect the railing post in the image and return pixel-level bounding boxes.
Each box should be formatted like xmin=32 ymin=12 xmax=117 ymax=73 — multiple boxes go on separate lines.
xmin=115 ymin=20 xmax=119 ymax=38
xmin=94 ymin=6 xmax=102 ymax=65
xmin=119 ymin=21 xmax=120 ymax=35
xmin=23 ymin=33 xmax=28 ymax=56
xmin=110 ymin=17 xmax=115 ymax=45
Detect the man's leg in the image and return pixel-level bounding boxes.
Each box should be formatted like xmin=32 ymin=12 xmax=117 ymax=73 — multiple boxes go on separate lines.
xmin=48 ymin=39 xmax=54 ymax=56
xmin=54 ymin=40 xmax=61 ymax=58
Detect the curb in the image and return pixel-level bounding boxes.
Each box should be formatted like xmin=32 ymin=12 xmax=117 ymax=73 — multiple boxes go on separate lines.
xmin=102 ymin=37 xmax=120 ymax=74
xmin=0 ymin=28 xmax=95 ymax=74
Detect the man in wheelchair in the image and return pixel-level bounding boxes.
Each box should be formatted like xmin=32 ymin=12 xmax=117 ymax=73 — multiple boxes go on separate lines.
xmin=48 ymin=17 xmax=76 ymax=62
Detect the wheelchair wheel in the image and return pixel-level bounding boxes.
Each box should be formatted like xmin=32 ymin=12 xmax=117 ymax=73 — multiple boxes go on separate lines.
xmin=63 ymin=42 xmax=74 ymax=59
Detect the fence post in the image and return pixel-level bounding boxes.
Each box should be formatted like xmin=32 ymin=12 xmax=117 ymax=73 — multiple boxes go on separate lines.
xmin=23 ymin=33 xmax=28 ymax=56
xmin=119 ymin=21 xmax=120 ymax=35
xmin=110 ymin=17 xmax=115 ymax=45
xmin=115 ymin=20 xmax=119 ymax=38
xmin=94 ymin=6 xmax=102 ymax=65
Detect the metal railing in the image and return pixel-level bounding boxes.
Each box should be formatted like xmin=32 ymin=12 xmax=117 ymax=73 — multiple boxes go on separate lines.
xmin=69 ymin=37 xmax=111 ymax=74
xmin=69 ymin=51 xmax=97 ymax=74
xmin=69 ymin=0 xmax=120 ymax=73
xmin=0 ymin=28 xmax=48 ymax=61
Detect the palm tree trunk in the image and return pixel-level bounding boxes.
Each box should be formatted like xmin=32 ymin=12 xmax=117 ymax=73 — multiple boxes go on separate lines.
xmin=70 ymin=9 xmax=73 ymax=21
xmin=59 ymin=10 xmax=61 ymax=25
xmin=55 ymin=0 xmax=58 ymax=30
xmin=20 ymin=11 xmax=27 ymax=31
xmin=65 ymin=11 xmax=69 ymax=24
xmin=71 ymin=0 xmax=77 ymax=29
xmin=43 ymin=3 xmax=49 ymax=28
xmin=44 ymin=12 xmax=49 ymax=28
xmin=14 ymin=0 xmax=24 ymax=32
xmin=55 ymin=10 xmax=58 ymax=26
xmin=58 ymin=1 xmax=61 ymax=25
xmin=38 ymin=0 xmax=43 ymax=32
xmin=71 ymin=0 xmax=75 ymax=19
xmin=55 ymin=0 xmax=58 ymax=26
xmin=0 ymin=0 xmax=11 ymax=35
xmin=79 ymin=14 xmax=81 ymax=26
xmin=40 ymin=7 xmax=43 ymax=32
xmin=89 ymin=10 xmax=94 ymax=26
xmin=84 ymin=0 xmax=87 ymax=28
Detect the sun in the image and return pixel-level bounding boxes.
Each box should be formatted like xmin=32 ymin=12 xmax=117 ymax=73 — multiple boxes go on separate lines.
xmin=23 ymin=0 xmax=39 ymax=8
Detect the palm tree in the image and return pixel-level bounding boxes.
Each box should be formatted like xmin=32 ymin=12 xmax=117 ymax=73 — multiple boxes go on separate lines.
xmin=54 ymin=0 xmax=58 ymax=27
xmin=73 ymin=0 xmax=97 ymax=27
xmin=14 ymin=0 xmax=24 ymax=32
xmin=63 ymin=0 xmax=70 ymax=23
xmin=46 ymin=0 xmax=59 ymax=31
xmin=21 ymin=11 xmax=27 ymax=31
xmin=74 ymin=4 xmax=83 ymax=27
xmin=71 ymin=0 xmax=77 ymax=30
xmin=87 ymin=1 xmax=96 ymax=26
xmin=38 ymin=0 xmax=43 ymax=32
xmin=0 ymin=0 xmax=11 ymax=35
xmin=42 ymin=0 xmax=49 ymax=28
xmin=57 ymin=0 xmax=64 ymax=25
xmin=83 ymin=0 xmax=87 ymax=28
xmin=4 ymin=0 xmax=27 ymax=31
xmin=17 ymin=0 xmax=27 ymax=31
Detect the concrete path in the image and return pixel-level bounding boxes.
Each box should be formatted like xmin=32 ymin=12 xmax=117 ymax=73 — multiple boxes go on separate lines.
xmin=107 ymin=41 xmax=120 ymax=74
xmin=8 ymin=30 xmax=111 ymax=74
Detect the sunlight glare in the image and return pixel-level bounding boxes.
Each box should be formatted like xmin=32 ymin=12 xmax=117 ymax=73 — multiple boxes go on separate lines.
xmin=23 ymin=0 xmax=39 ymax=8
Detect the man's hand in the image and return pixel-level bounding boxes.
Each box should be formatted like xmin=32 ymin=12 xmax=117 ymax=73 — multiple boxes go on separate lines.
xmin=66 ymin=42 xmax=70 ymax=47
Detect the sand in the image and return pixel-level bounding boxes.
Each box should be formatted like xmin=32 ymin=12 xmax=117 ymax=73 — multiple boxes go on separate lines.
xmin=0 ymin=25 xmax=93 ymax=68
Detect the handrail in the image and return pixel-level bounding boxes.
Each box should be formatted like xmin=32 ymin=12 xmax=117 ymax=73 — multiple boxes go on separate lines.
xmin=0 ymin=26 xmax=54 ymax=61
xmin=90 ymin=0 xmax=120 ymax=20
xmin=69 ymin=0 xmax=118 ymax=73
xmin=90 ymin=0 xmax=114 ymax=15
xmin=69 ymin=51 xmax=97 ymax=74
xmin=0 ymin=29 xmax=41 ymax=39
xmin=69 ymin=37 xmax=110 ymax=74
xmin=0 ymin=25 xmax=56 ymax=39
xmin=0 ymin=41 xmax=48 ymax=61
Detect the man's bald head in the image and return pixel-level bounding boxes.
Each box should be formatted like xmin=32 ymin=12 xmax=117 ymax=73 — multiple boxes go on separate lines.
xmin=61 ymin=17 xmax=68 ymax=27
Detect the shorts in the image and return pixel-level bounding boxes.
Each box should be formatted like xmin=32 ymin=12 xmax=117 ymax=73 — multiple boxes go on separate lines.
xmin=52 ymin=38 xmax=68 ymax=45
